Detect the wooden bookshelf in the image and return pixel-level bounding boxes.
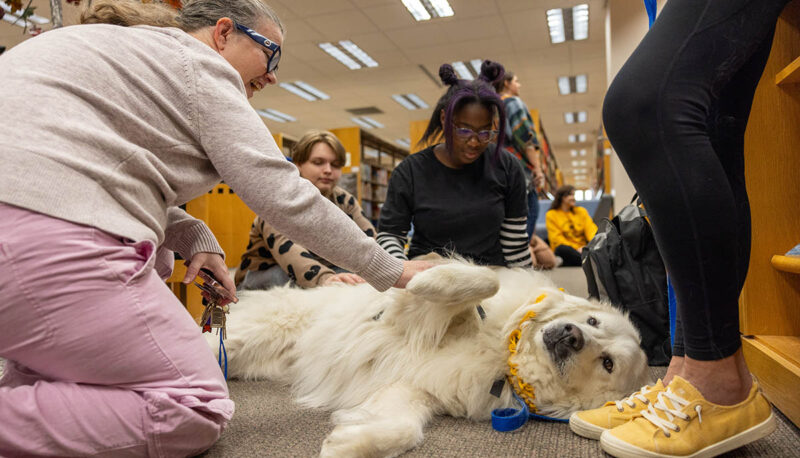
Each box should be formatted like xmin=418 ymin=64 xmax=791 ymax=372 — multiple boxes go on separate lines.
xmin=329 ymin=127 xmax=408 ymax=223
xmin=739 ymin=1 xmax=800 ymax=428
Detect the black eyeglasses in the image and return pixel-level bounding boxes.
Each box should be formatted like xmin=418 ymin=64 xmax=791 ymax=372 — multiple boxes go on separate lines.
xmin=234 ymin=23 xmax=281 ymax=74
xmin=452 ymin=124 xmax=497 ymax=143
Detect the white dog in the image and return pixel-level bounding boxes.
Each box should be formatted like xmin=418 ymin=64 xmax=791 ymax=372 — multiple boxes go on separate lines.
xmin=211 ymin=261 xmax=651 ymax=457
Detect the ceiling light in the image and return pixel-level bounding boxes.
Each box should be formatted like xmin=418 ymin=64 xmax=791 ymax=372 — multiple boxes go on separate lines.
xmin=429 ymin=0 xmax=454 ymax=17
xmin=451 ymin=61 xmax=473 ymax=80
xmin=402 ymin=0 xmax=454 ymax=21
xmin=469 ymin=59 xmax=482 ymax=75
xmin=564 ymin=111 xmax=587 ymax=124
xmin=580 ymin=149 xmax=587 ymax=156
xmin=571 ymin=149 xmax=578 ymax=157
xmin=256 ymin=109 xmax=296 ymax=123
xmin=280 ymin=82 xmax=323 ymax=101
xmin=1 ymin=3 xmax=50 ymax=26
xmin=546 ymin=4 xmax=589 ymax=44
xmin=351 ymin=116 xmax=384 ymax=129
xmin=557 ymin=74 xmax=588 ymax=95
xmin=319 ymin=42 xmax=361 ymax=70
xmin=573 ymin=4 xmax=589 ymax=40
xmin=568 ymin=133 xmax=587 ymax=143
xmin=293 ymin=81 xmax=329 ymax=100
xmin=571 ymin=160 xmax=588 ymax=167
xmin=396 ymin=138 xmax=411 ymax=147
xmin=392 ymin=94 xmax=428 ymax=110
xmin=339 ymin=40 xmax=378 ymax=68
xmin=405 ymin=93 xmax=429 ymax=109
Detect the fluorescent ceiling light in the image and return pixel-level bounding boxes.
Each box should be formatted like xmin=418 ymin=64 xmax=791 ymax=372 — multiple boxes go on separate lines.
xmin=571 ymin=149 xmax=578 ymax=157
xmin=339 ymin=40 xmax=378 ymax=68
xmin=575 ymin=74 xmax=588 ymax=92
xmin=319 ymin=42 xmax=361 ymax=70
xmin=293 ymin=81 xmax=329 ymax=100
xmin=396 ymin=138 xmax=411 ymax=147
xmin=573 ymin=4 xmax=589 ymax=40
xmin=451 ymin=61 xmax=473 ymax=80
xmin=568 ymin=133 xmax=587 ymax=143
xmin=1 ymin=3 xmax=50 ymax=26
xmin=429 ymin=0 xmax=454 ymax=17
xmin=392 ymin=93 xmax=428 ymax=110
xmin=405 ymin=93 xmax=428 ymax=109
xmin=402 ymin=0 xmax=453 ymax=21
xmin=351 ymin=116 xmax=383 ymax=129
xmin=564 ymin=111 xmax=587 ymax=124
xmin=572 ymin=168 xmax=588 ymax=174
xmin=546 ymin=4 xmax=589 ymax=44
xmin=469 ymin=59 xmax=482 ymax=75
xmin=280 ymin=82 xmax=319 ymax=101
xmin=571 ymin=160 xmax=587 ymax=167
xmin=256 ymin=109 xmax=296 ymax=123
xmin=558 ymin=74 xmax=588 ymax=95
xmin=580 ymin=149 xmax=587 ymax=156
xmin=401 ymin=0 xmax=431 ymax=21
xmin=320 ymin=41 xmax=378 ymax=69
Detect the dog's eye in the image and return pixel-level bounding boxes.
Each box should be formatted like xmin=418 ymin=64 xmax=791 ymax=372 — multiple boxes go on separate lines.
xmin=587 ymin=317 xmax=598 ymax=327
xmin=602 ymin=357 xmax=614 ymax=373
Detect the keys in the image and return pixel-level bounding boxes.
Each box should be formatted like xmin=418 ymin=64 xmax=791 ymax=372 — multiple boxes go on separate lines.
xmin=192 ymin=268 xmax=236 ymax=339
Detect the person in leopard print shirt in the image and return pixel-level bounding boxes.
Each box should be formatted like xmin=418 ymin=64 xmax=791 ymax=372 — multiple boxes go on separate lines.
xmin=235 ymin=130 xmax=376 ymax=289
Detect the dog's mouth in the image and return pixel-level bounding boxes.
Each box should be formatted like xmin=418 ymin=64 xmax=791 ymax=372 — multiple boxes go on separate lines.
xmin=542 ymin=323 xmax=585 ymax=367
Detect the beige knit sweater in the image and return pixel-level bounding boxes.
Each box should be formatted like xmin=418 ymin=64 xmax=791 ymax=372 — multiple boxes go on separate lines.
xmin=0 ymin=24 xmax=402 ymax=291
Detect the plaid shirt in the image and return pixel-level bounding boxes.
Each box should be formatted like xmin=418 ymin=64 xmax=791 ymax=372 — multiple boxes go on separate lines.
xmin=501 ymin=95 xmax=540 ymax=170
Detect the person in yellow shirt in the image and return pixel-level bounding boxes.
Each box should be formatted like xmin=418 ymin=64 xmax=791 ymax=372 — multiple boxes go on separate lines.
xmin=545 ymin=185 xmax=598 ymax=266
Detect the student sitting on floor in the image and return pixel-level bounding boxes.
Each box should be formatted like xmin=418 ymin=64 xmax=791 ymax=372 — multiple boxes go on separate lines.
xmin=545 ymin=185 xmax=598 ymax=267
xmin=235 ymin=130 xmax=374 ymax=290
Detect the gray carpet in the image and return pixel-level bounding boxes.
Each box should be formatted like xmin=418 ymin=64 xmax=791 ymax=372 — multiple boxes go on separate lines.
xmin=201 ymin=268 xmax=800 ymax=457
xmin=2 ymin=269 xmax=799 ymax=456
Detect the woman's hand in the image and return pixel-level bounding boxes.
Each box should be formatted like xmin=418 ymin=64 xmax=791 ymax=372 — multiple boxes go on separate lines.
xmin=392 ymin=260 xmax=435 ymax=289
xmin=183 ymin=252 xmax=238 ymax=304
xmin=323 ymin=272 xmax=366 ymax=286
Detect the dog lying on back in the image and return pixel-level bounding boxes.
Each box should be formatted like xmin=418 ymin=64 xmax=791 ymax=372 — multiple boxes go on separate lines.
xmin=209 ymin=259 xmax=651 ymax=457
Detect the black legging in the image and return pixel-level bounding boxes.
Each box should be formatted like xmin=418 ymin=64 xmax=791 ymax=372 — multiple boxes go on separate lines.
xmin=603 ymin=0 xmax=790 ymax=361
xmin=554 ymin=245 xmax=582 ymax=267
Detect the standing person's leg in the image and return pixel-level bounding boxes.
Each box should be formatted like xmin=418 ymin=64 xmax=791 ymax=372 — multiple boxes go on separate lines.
xmin=0 ymin=203 xmax=233 ymax=456
xmin=595 ymin=0 xmax=789 ymax=455
xmin=526 ymin=188 xmax=539 ymax=241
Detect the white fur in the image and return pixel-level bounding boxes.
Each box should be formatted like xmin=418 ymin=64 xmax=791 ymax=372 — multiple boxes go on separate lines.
xmin=210 ymin=261 xmax=651 ymax=457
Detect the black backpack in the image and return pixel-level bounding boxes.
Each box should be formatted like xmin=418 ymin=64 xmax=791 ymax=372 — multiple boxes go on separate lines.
xmin=581 ymin=197 xmax=672 ymax=366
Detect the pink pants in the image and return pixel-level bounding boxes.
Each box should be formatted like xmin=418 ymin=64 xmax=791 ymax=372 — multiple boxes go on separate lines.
xmin=0 ymin=203 xmax=234 ymax=457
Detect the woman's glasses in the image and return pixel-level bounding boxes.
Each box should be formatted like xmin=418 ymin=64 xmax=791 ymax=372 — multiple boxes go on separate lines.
xmin=452 ymin=125 xmax=498 ymax=143
xmin=234 ymin=23 xmax=281 ymax=74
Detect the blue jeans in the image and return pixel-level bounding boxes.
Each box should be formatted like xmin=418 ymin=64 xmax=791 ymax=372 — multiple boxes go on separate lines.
xmin=526 ymin=190 xmax=539 ymax=242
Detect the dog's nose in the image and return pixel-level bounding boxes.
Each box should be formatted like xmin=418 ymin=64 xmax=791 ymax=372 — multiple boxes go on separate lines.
xmin=562 ymin=324 xmax=584 ymax=352
xmin=543 ymin=323 xmax=585 ymax=352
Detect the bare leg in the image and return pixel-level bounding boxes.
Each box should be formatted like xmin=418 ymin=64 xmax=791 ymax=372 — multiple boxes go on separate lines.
xmin=675 ymin=349 xmax=752 ymax=405
xmin=662 ymin=356 xmax=684 ymax=385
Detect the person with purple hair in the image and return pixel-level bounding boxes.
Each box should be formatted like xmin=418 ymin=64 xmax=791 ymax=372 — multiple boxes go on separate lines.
xmin=377 ymin=61 xmax=532 ymax=268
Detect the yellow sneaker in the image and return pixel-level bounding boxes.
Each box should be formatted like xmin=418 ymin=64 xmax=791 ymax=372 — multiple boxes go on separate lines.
xmin=600 ymin=376 xmax=775 ymax=458
xmin=570 ymin=379 xmax=666 ymax=440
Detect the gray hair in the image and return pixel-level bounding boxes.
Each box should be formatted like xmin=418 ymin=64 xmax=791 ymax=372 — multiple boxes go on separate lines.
xmin=179 ymin=0 xmax=284 ymax=33
xmin=81 ymin=0 xmax=284 ymax=34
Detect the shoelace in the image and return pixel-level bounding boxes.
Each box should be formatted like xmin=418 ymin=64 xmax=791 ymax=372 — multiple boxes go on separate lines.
xmin=641 ymin=388 xmax=703 ymax=437
xmin=614 ymin=384 xmax=653 ymax=411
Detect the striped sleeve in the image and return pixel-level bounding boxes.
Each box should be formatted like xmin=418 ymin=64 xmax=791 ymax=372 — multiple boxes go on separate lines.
xmin=500 ymin=216 xmax=532 ymax=268
xmin=377 ymin=231 xmax=408 ymax=261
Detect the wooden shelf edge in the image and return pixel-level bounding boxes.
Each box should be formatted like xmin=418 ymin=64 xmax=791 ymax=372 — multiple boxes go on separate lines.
xmin=775 ymin=56 xmax=800 ymax=85
xmin=742 ymin=337 xmax=800 ymax=428
xmin=770 ymin=255 xmax=800 ymax=274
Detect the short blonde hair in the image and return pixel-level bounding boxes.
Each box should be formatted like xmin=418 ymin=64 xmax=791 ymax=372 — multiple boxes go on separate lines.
xmin=291 ymin=130 xmax=346 ymax=167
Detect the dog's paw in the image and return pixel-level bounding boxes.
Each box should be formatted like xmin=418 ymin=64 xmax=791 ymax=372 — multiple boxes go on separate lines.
xmin=406 ymin=263 xmax=499 ymax=303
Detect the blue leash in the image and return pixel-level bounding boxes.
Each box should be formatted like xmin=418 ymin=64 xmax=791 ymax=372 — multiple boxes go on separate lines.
xmin=491 ymin=387 xmax=568 ymax=432
xmin=644 ymin=0 xmax=657 ymax=27
xmin=218 ymin=332 xmax=228 ymax=379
